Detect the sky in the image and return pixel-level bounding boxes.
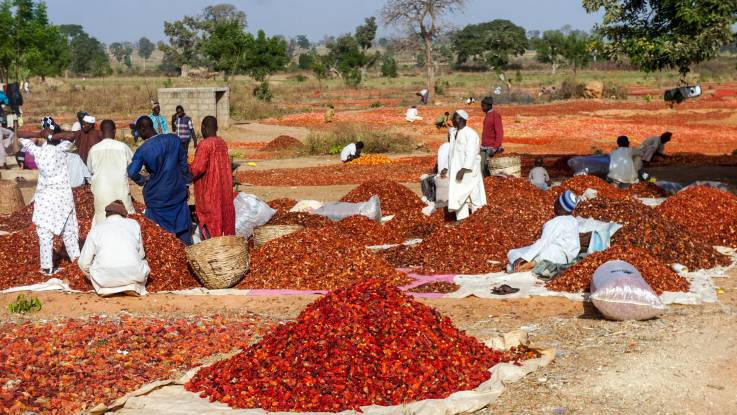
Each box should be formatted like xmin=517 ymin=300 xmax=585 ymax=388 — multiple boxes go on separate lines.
xmin=45 ymin=0 xmax=602 ymax=44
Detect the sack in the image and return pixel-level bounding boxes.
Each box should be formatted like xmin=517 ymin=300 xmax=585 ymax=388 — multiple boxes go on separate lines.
xmin=434 ymin=176 xmax=449 ymax=207
xmin=567 ymin=154 xmax=610 ymax=176
xmin=234 ymin=193 xmax=276 ymax=238
xmin=590 ymin=260 xmax=665 ymax=321
xmin=313 ymin=195 xmax=382 ymax=222
xmin=654 ymin=180 xmax=683 ymax=195
xmin=421 ymin=176 xmax=436 ymax=201
xmin=290 ymin=200 xmax=323 ymax=213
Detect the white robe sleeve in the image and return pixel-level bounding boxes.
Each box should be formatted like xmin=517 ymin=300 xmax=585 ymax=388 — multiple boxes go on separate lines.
xmin=78 ymin=230 xmax=97 ymax=275
xmin=461 ymin=131 xmax=479 ymax=171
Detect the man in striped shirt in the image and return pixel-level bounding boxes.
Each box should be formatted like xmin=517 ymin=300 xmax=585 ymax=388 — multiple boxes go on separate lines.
xmin=172 ymin=105 xmax=196 ymax=155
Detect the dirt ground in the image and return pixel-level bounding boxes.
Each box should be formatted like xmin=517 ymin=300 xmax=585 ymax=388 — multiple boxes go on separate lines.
xmin=3 ymin=269 xmax=735 ymax=414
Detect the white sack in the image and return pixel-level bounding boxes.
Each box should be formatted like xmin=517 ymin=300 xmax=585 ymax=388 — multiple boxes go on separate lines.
xmin=590 ymin=260 xmax=665 ymax=321
xmin=313 ymin=195 xmax=382 ymax=222
xmin=234 ymin=193 xmax=276 ymax=238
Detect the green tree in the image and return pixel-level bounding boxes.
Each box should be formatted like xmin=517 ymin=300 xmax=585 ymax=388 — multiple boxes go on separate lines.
xmin=452 ymin=19 xmax=528 ymax=70
xmin=160 ymin=16 xmax=203 ymax=73
xmin=562 ymin=30 xmax=592 ymax=73
xmin=138 ymin=36 xmax=155 ymax=70
xmin=583 ymin=0 xmax=737 ymax=78
xmin=242 ymin=30 xmax=288 ymax=100
xmin=295 ymin=35 xmax=311 ymax=49
xmin=109 ymin=42 xmax=126 ymax=62
xmin=355 ymin=17 xmax=378 ymax=51
xmin=325 ymin=34 xmax=367 ymax=86
xmin=59 ymin=24 xmax=111 ymax=76
xmin=200 ymin=20 xmax=251 ymax=77
xmin=381 ymin=55 xmax=398 ymax=77
xmin=311 ymin=54 xmax=329 ymax=87
xmin=298 ymin=51 xmax=315 ymax=70
xmin=534 ymin=30 xmax=567 ymax=74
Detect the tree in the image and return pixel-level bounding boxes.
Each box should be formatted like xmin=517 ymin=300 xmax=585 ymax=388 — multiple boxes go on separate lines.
xmin=296 ymin=35 xmax=311 ymax=49
xmin=382 ymin=0 xmax=466 ymax=102
xmin=355 ymin=17 xmax=378 ymax=51
xmin=138 ymin=36 xmax=155 ymax=70
xmin=381 ymin=55 xmax=398 ymax=77
xmin=298 ymin=51 xmax=315 ymax=70
xmin=534 ymin=30 xmax=567 ymax=74
xmin=200 ymin=3 xmax=246 ymax=30
xmin=59 ymin=25 xmax=111 ymax=76
xmin=562 ymin=30 xmax=592 ymax=73
xmin=109 ymin=42 xmax=126 ymax=62
xmin=583 ymin=0 xmax=737 ymax=78
xmin=325 ymin=34 xmax=367 ymax=86
xmin=452 ymin=19 xmax=527 ymax=70
xmin=242 ymin=30 xmax=288 ymax=100
xmin=200 ymin=20 xmax=251 ymax=77
xmin=160 ymin=16 xmax=203 ymax=73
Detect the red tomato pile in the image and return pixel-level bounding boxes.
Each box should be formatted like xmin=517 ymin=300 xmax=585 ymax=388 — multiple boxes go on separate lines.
xmin=408 ymin=281 xmax=460 ymax=293
xmin=340 ymin=179 xmax=425 ymax=216
xmin=546 ymin=245 xmax=690 ymax=294
xmin=335 ymin=215 xmax=404 ymax=246
xmin=267 ymin=198 xmax=298 ymax=212
xmin=0 ymin=315 xmax=263 ymax=415
xmin=384 ymin=208 xmax=449 ymax=240
xmin=187 ymin=279 xmax=509 ymax=412
xmin=575 ymin=197 xmax=730 ymax=270
xmin=266 ymin=211 xmax=333 ymax=228
xmin=239 ymin=227 xmax=412 ymax=290
xmin=259 ymin=135 xmax=303 ymax=152
xmin=0 ymin=187 xmax=97 ymax=234
xmin=657 ymin=186 xmax=737 ymax=248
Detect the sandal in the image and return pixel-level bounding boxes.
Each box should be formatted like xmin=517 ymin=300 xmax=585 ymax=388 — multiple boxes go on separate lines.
xmin=492 ymin=284 xmax=520 ymax=295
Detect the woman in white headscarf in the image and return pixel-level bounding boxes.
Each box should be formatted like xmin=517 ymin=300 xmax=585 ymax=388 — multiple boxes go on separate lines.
xmin=447 ymin=110 xmax=486 ymax=221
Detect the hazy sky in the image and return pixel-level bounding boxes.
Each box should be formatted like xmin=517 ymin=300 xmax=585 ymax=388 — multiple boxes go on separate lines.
xmin=45 ymin=0 xmax=602 ymax=44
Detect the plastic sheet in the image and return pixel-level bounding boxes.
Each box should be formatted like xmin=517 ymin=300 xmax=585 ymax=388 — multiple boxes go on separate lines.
xmin=313 ymin=195 xmax=382 ymax=222
xmin=234 ymin=193 xmax=276 ymax=238
xmin=567 ymin=154 xmax=610 ymax=176
xmin=590 ymin=260 xmax=665 ymax=321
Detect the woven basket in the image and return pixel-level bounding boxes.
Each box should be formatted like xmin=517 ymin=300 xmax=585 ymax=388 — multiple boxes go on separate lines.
xmin=0 ymin=180 xmax=24 ymax=215
xmin=253 ymin=225 xmax=304 ymax=247
xmin=489 ymin=156 xmax=521 ymax=178
xmin=185 ymin=236 xmax=249 ymax=289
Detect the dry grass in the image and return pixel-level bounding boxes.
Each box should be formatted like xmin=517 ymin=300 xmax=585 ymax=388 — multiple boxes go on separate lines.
xmin=301 ymin=122 xmax=418 ymax=155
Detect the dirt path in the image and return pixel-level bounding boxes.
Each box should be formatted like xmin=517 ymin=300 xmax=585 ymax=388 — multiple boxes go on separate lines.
xmin=222 ymin=123 xmax=310 ymax=142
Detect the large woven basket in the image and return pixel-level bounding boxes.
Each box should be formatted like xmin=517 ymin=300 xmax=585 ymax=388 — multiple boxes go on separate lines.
xmin=0 ymin=180 xmax=24 ymax=215
xmin=489 ymin=156 xmax=521 ymax=178
xmin=186 ymin=236 xmax=249 ymax=289
xmin=253 ymin=225 xmax=304 ymax=248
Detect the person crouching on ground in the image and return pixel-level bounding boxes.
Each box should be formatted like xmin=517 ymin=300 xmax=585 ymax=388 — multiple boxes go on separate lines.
xmin=340 ymin=141 xmax=364 ymax=163
xmin=507 ymin=191 xmax=581 ymax=273
xmin=608 ymin=135 xmax=640 ymax=188
xmin=448 ymin=110 xmax=486 ymax=221
xmin=528 ymin=157 xmax=551 ymax=190
xmin=406 ymin=105 xmax=423 ymax=122
xmin=78 ymin=201 xmax=150 ymax=296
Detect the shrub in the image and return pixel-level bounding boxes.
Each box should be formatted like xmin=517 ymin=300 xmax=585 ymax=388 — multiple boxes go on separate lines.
xmin=344 ymin=69 xmax=362 ymax=87
xmin=370 ymin=101 xmax=382 ymax=108
xmin=253 ymin=81 xmax=273 ymax=102
xmin=302 ymin=123 xmax=416 ymax=155
xmin=435 ymin=79 xmax=450 ymax=96
xmin=294 ymin=74 xmax=308 ymax=82
xmin=603 ymin=81 xmax=628 ymax=99
xmin=381 ymin=56 xmax=398 ymax=78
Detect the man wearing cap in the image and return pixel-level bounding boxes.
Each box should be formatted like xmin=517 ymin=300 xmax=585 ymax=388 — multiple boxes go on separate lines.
xmin=507 ymin=190 xmax=581 ymax=273
xmin=87 ymin=120 xmax=135 ymax=225
xmin=54 ymin=114 xmax=103 ymax=163
xmin=190 ymin=116 xmax=235 ymax=238
xmin=79 ymin=200 xmax=150 ymax=296
xmin=447 ymin=110 xmax=486 ymax=221
xmin=128 ymin=115 xmax=193 ymax=245
xmin=150 ymin=102 xmax=169 ymax=135
xmin=18 ymin=134 xmax=80 ymax=275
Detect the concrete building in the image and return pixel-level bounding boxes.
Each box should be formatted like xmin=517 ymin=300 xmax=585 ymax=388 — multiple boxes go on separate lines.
xmin=157 ymin=87 xmax=230 ymax=130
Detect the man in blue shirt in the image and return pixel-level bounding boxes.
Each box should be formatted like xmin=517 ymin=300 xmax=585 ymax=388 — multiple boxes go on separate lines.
xmin=127 ymin=116 xmax=193 ymax=245
xmin=150 ymin=101 xmax=169 ymax=135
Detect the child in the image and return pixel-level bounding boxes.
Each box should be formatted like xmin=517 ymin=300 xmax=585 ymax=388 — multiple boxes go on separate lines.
xmin=529 ymin=157 xmax=551 ymax=190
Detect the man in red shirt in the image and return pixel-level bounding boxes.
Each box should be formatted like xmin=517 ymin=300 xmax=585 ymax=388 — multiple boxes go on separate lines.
xmin=480 ymin=96 xmax=504 ymax=177
xmin=54 ymin=114 xmax=103 ymax=163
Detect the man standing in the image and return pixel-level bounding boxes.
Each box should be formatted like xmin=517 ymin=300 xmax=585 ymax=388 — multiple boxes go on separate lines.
xmin=79 ymin=200 xmax=150 ymax=296
xmin=54 ymin=114 xmax=103 ymax=163
xmin=172 ymin=105 xmax=196 ymax=155
xmin=150 ymin=102 xmax=169 ymax=135
xmin=190 ymin=116 xmax=235 ymax=238
xmin=87 ymin=120 xmax=135 ymax=226
xmin=480 ymin=97 xmax=504 ymax=177
xmin=448 ymin=110 xmax=486 ymax=221
xmin=19 ymin=135 xmax=79 ymax=275
xmin=0 ymin=125 xmax=15 ymax=169
xmin=128 ymin=116 xmax=193 ymax=245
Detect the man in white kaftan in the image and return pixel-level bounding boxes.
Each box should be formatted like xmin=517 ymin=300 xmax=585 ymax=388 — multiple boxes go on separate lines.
xmin=79 ymin=201 xmax=149 ymax=296
xmin=0 ymin=126 xmax=15 ymax=169
xmin=86 ymin=120 xmax=135 ymax=226
xmin=19 ymin=136 xmax=80 ymax=274
xmin=447 ymin=110 xmax=486 ymax=221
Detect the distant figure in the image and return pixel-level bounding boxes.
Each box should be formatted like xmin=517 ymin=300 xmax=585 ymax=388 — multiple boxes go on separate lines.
xmin=608 ymin=135 xmax=640 ymax=187
xmin=417 ymin=88 xmax=429 ymax=105
xmin=340 ymin=141 xmax=364 ymax=163
xmin=447 ymin=110 xmax=486 ymax=221
xmin=636 ymin=131 xmax=672 ymax=171
xmin=128 ymin=116 xmax=193 ymax=245
xmin=78 ymin=200 xmax=150 ymax=297
xmin=172 ymin=105 xmax=196 ymax=155
xmin=465 ymin=97 xmax=477 ymax=105
xmin=150 ymin=101 xmax=169 ymax=135
xmin=0 ymin=125 xmax=15 ymax=169
xmin=480 ymin=96 xmax=504 ymax=177
xmin=405 ymin=106 xmax=423 ymax=122
xmin=324 ymin=104 xmax=335 ymax=123
xmin=190 ymin=116 xmax=236 ymax=238
xmin=23 ymin=81 xmax=30 ymax=94
xmin=434 ymin=111 xmax=451 ymax=129
xmin=87 ymin=120 xmax=135 ymax=226
xmin=528 ymin=157 xmax=551 ymax=191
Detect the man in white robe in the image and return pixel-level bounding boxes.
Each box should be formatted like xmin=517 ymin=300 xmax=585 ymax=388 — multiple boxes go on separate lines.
xmin=508 ymin=190 xmax=581 ymax=272
xmin=405 ymin=106 xmax=423 ymax=122
xmin=19 ymin=136 xmax=80 ymax=274
xmin=87 ymin=120 xmax=135 ymax=226
xmin=447 ymin=110 xmax=486 ymax=221
xmin=0 ymin=126 xmax=15 ymax=169
xmin=79 ymin=201 xmax=149 ymax=296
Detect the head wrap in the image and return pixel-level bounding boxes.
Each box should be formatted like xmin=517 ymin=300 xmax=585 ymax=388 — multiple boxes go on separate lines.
xmin=71 ymin=122 xmax=81 ymax=132
xmin=558 ymin=190 xmax=578 ymax=213
xmin=455 ymin=110 xmax=469 ymax=120
xmin=105 ymin=200 xmax=128 ymax=217
xmin=82 ymin=115 xmax=96 ymax=124
xmin=151 ymin=101 xmax=160 ymax=109
xmin=41 ymin=116 xmax=55 ymax=130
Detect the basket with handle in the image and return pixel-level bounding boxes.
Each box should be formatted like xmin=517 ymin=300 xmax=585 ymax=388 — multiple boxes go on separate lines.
xmin=253 ymin=225 xmax=304 ymax=248
xmin=185 ymin=235 xmax=249 ymax=289
xmin=0 ymin=180 xmax=24 ymax=215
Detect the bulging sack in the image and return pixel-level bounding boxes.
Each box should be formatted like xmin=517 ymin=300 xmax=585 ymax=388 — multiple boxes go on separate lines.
xmin=313 ymin=195 xmax=382 ymax=222
xmin=567 ymin=154 xmax=610 ymax=176
xmin=234 ymin=193 xmax=276 ymax=238
xmin=590 ymin=260 xmax=665 ymax=321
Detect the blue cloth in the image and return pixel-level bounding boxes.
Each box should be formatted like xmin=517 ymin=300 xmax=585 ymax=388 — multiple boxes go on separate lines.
xmin=149 ymin=114 xmax=170 ymax=135
xmin=127 ymin=133 xmax=193 ymax=244
xmin=0 ymin=91 xmax=8 ymax=105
